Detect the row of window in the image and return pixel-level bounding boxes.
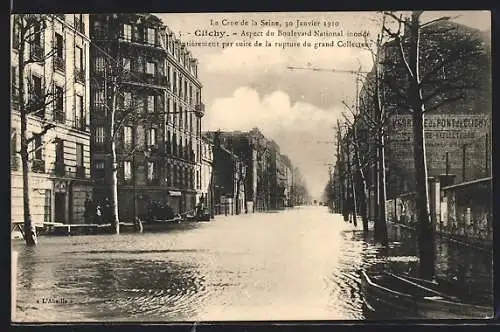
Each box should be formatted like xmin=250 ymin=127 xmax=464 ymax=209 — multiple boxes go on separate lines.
xmin=11 ymin=68 xmax=87 ymax=128
xmin=12 ymin=20 xmax=86 ymax=76
xmin=116 ymin=21 xmax=198 ymax=77
xmin=93 ymin=159 xmax=202 ymax=189
xmin=10 ymin=128 xmax=85 ymax=174
xmin=93 ymin=90 xmax=200 ymax=134
xmin=94 ymin=55 xmax=200 ymax=107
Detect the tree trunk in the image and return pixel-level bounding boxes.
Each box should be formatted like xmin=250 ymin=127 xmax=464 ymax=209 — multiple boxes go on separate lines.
xmin=413 ymin=111 xmax=435 ymax=279
xmin=373 ymin=149 xmax=380 ymax=238
xmin=355 ymin=154 xmax=369 ymax=232
xmin=110 ymin=85 xmax=120 ymax=235
xmin=408 ymin=10 xmax=435 ymax=280
xmin=377 ymin=132 xmax=389 ymax=246
xmin=347 ymin=143 xmax=358 ymax=226
xmin=353 ymin=127 xmax=368 ymax=231
xmin=18 ymin=25 xmax=37 ymax=246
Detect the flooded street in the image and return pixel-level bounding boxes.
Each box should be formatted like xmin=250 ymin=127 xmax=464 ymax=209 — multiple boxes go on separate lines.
xmin=12 ymin=206 xmax=492 ymax=322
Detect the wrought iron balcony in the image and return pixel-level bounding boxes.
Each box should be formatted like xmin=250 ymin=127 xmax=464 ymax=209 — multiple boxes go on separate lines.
xmin=54 ymin=56 xmax=65 ymax=72
xmin=75 ymin=67 xmax=85 ymax=83
xmin=30 ymin=44 xmax=44 ymax=61
xmin=76 ymin=165 xmax=86 ymax=178
xmin=195 ymin=102 xmax=205 ymax=117
xmin=32 ymin=159 xmax=45 ymax=173
xmin=54 ymin=161 xmax=66 ymax=176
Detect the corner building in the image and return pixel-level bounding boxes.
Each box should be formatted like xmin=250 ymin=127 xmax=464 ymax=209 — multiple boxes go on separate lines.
xmin=90 ymin=14 xmax=204 ymax=220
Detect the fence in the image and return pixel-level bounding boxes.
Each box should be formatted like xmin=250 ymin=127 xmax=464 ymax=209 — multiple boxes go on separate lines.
xmin=386 ymin=177 xmax=492 ymax=248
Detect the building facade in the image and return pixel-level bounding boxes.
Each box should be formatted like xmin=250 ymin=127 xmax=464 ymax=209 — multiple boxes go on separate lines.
xmin=357 ymin=21 xmax=491 ymax=203
xmin=11 ymin=14 xmax=92 ymax=225
xmin=200 ymin=136 xmax=213 ymax=215
xmin=207 ymin=128 xmax=297 ymax=212
xmin=89 ymin=13 xmax=204 ymax=220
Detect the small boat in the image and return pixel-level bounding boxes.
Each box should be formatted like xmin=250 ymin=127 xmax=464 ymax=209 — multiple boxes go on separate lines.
xmin=140 ymin=217 xmax=203 ymax=232
xmin=361 ymin=270 xmax=491 ymax=319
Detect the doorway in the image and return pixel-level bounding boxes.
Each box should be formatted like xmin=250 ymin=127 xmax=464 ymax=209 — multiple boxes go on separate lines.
xmin=54 ymin=192 xmax=66 ymax=223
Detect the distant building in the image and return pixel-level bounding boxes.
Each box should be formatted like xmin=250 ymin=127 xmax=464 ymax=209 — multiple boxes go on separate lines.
xmin=11 ymin=14 xmax=92 ymax=225
xmin=199 ymin=136 xmax=213 ymax=215
xmin=89 ymin=13 xmax=205 ymax=219
xmin=206 ymin=128 xmax=297 ymax=212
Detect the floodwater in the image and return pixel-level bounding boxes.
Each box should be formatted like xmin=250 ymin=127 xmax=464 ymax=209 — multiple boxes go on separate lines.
xmin=12 ymin=206 xmax=493 ymax=322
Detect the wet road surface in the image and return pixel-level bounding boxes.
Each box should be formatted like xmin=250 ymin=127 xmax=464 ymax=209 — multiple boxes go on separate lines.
xmin=12 ymin=205 xmax=492 ymax=322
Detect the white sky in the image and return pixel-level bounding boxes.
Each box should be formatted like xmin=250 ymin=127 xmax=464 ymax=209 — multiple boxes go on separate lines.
xmin=157 ymin=11 xmax=491 ymax=199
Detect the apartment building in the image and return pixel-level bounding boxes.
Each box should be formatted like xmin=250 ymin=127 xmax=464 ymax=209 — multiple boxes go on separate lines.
xmin=89 ymin=13 xmax=205 ymax=220
xmin=11 ymin=14 xmax=92 ymax=225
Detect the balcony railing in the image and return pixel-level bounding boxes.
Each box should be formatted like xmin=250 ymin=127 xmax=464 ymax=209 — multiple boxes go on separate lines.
xmin=32 ymin=159 xmax=45 ymax=173
xmin=76 ymin=165 xmax=85 ymax=178
xmin=195 ymin=102 xmax=205 ymax=117
xmin=54 ymin=56 xmax=65 ymax=72
xmin=30 ymin=44 xmax=44 ymax=61
xmin=53 ymin=109 xmax=65 ymax=123
xmin=73 ymin=116 xmax=87 ymax=131
xmin=75 ymin=67 xmax=85 ymax=83
xmin=54 ymin=161 xmax=66 ymax=176
xmin=127 ymin=72 xmax=169 ymax=87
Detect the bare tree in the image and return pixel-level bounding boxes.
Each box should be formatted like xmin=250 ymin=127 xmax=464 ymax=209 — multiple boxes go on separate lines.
xmin=92 ymin=48 xmax=167 ymax=234
xmin=341 ymin=103 xmax=379 ymax=233
xmin=350 ymin=15 xmax=395 ymax=245
xmin=12 ymin=14 xmax=60 ymax=246
xmin=382 ymin=10 xmax=489 ymax=279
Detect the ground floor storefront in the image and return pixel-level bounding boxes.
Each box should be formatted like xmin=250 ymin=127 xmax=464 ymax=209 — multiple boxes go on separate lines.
xmin=11 ymin=172 xmax=92 ymax=225
xmin=93 ymin=186 xmax=198 ymax=222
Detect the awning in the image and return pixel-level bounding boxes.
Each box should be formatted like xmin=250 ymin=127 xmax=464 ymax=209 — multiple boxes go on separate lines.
xmin=169 ymin=191 xmax=182 ymax=197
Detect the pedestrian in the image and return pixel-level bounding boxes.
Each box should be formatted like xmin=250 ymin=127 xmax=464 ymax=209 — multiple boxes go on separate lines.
xmin=96 ymin=204 xmax=103 ymax=224
xmin=134 ymin=216 xmax=143 ymax=233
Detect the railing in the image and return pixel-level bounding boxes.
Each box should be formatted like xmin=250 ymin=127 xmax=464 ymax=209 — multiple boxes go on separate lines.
xmin=128 ymin=72 xmax=169 ymax=87
xmin=54 ymin=162 xmax=66 ymax=176
xmin=76 ymin=165 xmax=85 ymax=178
xmin=30 ymin=44 xmax=44 ymax=61
xmin=75 ymin=67 xmax=85 ymax=83
xmin=54 ymin=56 xmax=65 ymax=72
xmin=32 ymin=159 xmax=45 ymax=173
xmin=53 ymin=109 xmax=65 ymax=123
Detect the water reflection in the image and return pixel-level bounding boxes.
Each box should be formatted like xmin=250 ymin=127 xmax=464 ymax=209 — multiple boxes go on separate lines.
xmin=12 ymin=207 xmax=492 ymax=321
